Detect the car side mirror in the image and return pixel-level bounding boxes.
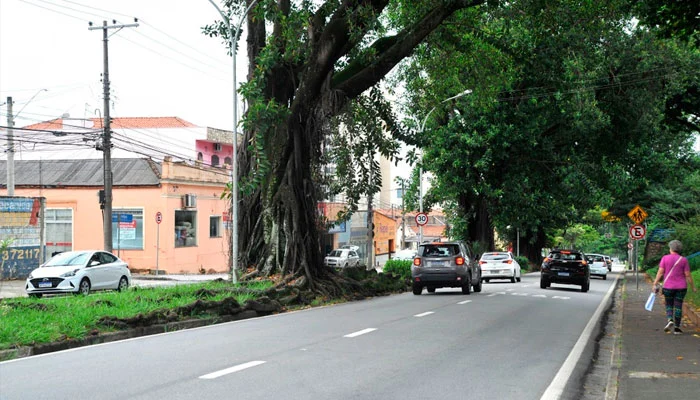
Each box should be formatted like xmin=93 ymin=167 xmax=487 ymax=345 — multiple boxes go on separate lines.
xmin=89 ymin=260 xmax=100 ymax=267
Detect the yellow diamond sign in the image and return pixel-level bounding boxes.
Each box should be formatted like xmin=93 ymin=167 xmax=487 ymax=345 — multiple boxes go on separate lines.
xmin=627 ymin=205 xmax=648 ymax=224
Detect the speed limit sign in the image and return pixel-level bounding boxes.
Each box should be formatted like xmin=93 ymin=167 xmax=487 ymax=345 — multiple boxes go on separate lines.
xmin=415 ymin=212 xmax=428 ymax=226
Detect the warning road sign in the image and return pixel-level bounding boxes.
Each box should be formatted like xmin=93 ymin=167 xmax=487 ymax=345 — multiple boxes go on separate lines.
xmin=627 ymin=205 xmax=648 ymax=224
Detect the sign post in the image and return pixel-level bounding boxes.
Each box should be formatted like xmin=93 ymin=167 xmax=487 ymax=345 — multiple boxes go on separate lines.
xmin=627 ymin=205 xmax=648 ymax=291
xmin=155 ymin=212 xmax=162 ymax=275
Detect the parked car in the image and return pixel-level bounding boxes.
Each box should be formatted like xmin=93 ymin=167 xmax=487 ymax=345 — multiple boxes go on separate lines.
xmin=411 ymin=241 xmax=481 ymax=295
xmin=339 ymin=245 xmax=360 ymax=251
xmin=479 ymin=252 xmax=521 ymax=283
xmin=540 ymin=249 xmax=590 ymax=292
xmin=392 ymin=249 xmax=416 ymax=261
xmin=324 ymin=248 xmax=360 ymax=269
xmin=25 ymin=250 xmax=131 ymax=298
xmin=586 ymin=254 xmax=608 ymax=280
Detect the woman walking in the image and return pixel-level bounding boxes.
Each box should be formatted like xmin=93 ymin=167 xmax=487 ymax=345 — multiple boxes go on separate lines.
xmin=652 ymin=240 xmax=697 ymax=334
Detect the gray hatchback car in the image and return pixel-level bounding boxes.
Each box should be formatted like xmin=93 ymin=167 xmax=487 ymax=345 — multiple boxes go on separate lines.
xmin=411 ymin=241 xmax=482 ymax=295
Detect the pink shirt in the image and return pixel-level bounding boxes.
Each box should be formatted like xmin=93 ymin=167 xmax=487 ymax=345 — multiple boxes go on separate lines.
xmin=660 ymin=254 xmax=689 ymax=289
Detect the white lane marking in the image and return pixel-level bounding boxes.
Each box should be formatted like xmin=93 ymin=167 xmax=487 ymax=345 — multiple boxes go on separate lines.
xmin=531 ymin=294 xmax=547 ymax=298
xmin=552 ymin=296 xmax=570 ymax=300
xmin=487 ymin=293 xmax=500 ymax=297
xmin=511 ymin=293 xmax=529 ymax=296
xmin=457 ymin=300 xmax=472 ymax=305
xmin=414 ymin=311 xmax=435 ymax=318
xmin=521 ymin=284 xmax=532 ymax=287
xmin=344 ymin=328 xmax=377 ymax=338
xmin=540 ymin=273 xmax=621 ymax=400
xmin=506 ymin=288 xmax=515 ymax=292
xmin=199 ymin=361 xmax=266 ymax=380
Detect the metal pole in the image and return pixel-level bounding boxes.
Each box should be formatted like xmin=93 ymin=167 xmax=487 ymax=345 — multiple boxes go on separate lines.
xmin=5 ymin=97 xmax=12 ymax=196
xmin=517 ymin=228 xmax=520 ymax=257
xmin=156 ymin=223 xmax=160 ymax=275
xmin=417 ymin=90 xmax=472 ymax=245
xmin=401 ymin=180 xmax=406 ymax=249
xmin=208 ymin=0 xmax=258 ymax=284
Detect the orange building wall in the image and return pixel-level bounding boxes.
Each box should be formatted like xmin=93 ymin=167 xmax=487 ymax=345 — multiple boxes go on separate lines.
xmin=12 ymin=160 xmax=230 ymax=274
xmin=373 ymin=212 xmax=396 ymax=255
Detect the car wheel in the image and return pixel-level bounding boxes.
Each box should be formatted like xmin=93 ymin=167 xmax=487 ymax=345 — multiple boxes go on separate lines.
xmin=427 ymin=287 xmax=436 ymax=293
xmin=412 ymin=283 xmax=422 ymax=295
xmin=540 ymin=277 xmax=549 ymax=289
xmin=511 ymin=275 xmax=516 ymax=283
xmin=462 ymin=277 xmax=471 ymax=295
xmin=473 ymin=278 xmax=482 ymax=293
xmin=117 ymin=276 xmax=129 ymax=292
xmin=484 ymin=279 xmax=490 ymax=283
xmin=29 ymin=293 xmax=42 ymax=299
xmin=78 ymin=278 xmax=91 ymax=295
xmin=603 ymin=274 xmax=607 ymax=280
xmin=581 ymin=280 xmax=590 ymax=293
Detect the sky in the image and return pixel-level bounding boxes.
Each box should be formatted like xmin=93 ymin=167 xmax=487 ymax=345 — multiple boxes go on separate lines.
xmin=0 ymin=0 xmax=246 ymax=130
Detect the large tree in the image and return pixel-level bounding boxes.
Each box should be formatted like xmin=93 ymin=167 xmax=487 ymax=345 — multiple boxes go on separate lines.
xmin=205 ymin=0 xmax=486 ymax=292
xmin=396 ymin=0 xmax=699 ymax=261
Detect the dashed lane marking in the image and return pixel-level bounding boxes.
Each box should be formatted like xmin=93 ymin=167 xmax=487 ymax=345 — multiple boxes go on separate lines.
xmin=199 ymin=361 xmax=266 ymax=379
xmin=457 ymin=300 xmax=472 ymax=305
xmin=344 ymin=328 xmax=377 ymax=338
xmin=414 ymin=311 xmax=435 ymax=318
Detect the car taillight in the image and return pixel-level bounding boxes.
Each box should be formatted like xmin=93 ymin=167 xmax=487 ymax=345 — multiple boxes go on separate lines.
xmin=543 ymin=257 xmax=550 ymax=263
xmin=455 ymin=257 xmax=464 ymax=265
xmin=479 ymin=260 xmax=486 ymax=265
xmin=582 ymin=260 xmax=588 ymax=265
xmin=413 ymin=258 xmax=421 ymax=266
xmin=506 ymin=260 xmax=513 ymax=264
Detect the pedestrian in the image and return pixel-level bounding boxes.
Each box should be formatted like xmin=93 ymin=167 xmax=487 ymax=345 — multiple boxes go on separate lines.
xmin=652 ymin=240 xmax=697 ymax=334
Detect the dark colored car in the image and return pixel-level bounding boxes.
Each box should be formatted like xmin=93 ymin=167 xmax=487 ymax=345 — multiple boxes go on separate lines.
xmin=411 ymin=241 xmax=482 ymax=295
xmin=540 ymin=249 xmax=590 ymax=292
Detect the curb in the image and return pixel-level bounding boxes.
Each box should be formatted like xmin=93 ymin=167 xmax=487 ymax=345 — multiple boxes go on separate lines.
xmin=604 ymin=274 xmax=625 ymax=400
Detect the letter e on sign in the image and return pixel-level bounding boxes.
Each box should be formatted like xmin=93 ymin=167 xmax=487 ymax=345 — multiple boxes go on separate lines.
xmin=629 ymin=224 xmax=646 ymax=240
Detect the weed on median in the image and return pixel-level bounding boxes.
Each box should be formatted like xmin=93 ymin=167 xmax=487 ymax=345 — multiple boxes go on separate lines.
xmin=0 ymin=280 xmax=273 ymax=350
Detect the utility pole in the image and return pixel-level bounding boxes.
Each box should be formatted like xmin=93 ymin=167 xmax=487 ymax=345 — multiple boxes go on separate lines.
xmin=89 ymin=19 xmax=138 ymax=253
xmin=367 ymin=191 xmax=374 ymax=270
xmin=401 ymin=180 xmax=406 ymax=249
xmin=5 ymin=97 xmax=13 ymax=196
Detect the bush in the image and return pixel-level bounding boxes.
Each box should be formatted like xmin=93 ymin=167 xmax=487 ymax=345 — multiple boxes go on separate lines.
xmin=383 ymin=260 xmax=412 ymax=281
xmin=515 ymin=256 xmax=532 ymax=271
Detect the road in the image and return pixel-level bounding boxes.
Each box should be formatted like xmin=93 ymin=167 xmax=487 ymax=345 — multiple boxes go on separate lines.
xmin=0 ymin=271 xmax=620 ymax=400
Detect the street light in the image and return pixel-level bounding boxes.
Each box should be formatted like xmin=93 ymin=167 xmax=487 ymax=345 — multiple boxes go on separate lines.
xmin=5 ymin=89 xmax=48 ymax=196
xmin=417 ymin=89 xmax=472 ymax=244
xmin=207 ymin=0 xmax=258 ymax=284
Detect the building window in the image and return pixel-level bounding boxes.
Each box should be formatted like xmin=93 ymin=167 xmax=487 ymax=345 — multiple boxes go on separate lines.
xmin=197 ymin=152 xmax=203 ymax=161
xmin=396 ymin=188 xmax=404 ymax=199
xmin=211 ymin=155 xmax=220 ymax=167
xmin=175 ymin=210 xmax=197 ymax=247
xmin=210 ymin=216 xmax=221 ymax=238
xmin=112 ymin=208 xmax=144 ymax=250
xmin=224 ymin=156 xmax=232 ymax=166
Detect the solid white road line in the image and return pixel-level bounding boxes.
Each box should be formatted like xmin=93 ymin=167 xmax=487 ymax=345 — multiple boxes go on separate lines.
xmin=344 ymin=328 xmax=377 ymax=338
xmin=414 ymin=311 xmax=434 ymax=317
xmin=199 ymin=361 xmax=266 ymax=380
xmin=540 ymin=273 xmax=620 ymax=400
xmin=457 ymin=300 xmax=472 ymax=305
xmin=552 ymin=296 xmax=570 ymax=300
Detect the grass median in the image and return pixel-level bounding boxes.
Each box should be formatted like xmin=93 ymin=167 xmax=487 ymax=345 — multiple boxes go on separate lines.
xmin=0 ymin=280 xmax=273 ymax=351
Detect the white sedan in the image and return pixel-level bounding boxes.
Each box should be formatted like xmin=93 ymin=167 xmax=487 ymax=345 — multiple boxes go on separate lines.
xmin=479 ymin=252 xmax=521 ymax=283
xmin=586 ymin=254 xmax=608 ymax=280
xmin=25 ymin=250 xmax=131 ymax=298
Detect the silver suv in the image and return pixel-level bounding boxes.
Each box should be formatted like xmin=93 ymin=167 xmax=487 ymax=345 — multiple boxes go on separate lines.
xmin=411 ymin=241 xmax=482 ymax=295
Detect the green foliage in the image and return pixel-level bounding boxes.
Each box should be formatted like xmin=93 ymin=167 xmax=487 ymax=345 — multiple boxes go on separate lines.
xmin=382 ymin=260 xmax=412 ymax=281
xmin=514 ymin=255 xmax=531 ymax=271
xmin=674 ymin=216 xmax=700 ymax=256
xmin=0 ymin=280 xmax=271 ymax=350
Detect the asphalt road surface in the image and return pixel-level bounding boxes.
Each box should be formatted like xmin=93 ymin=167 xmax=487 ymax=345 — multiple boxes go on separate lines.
xmin=0 ymin=271 xmax=620 ymax=400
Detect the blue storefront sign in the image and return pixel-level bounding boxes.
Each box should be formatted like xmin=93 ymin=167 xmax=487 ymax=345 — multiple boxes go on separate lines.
xmin=112 ymin=213 xmax=133 ymax=223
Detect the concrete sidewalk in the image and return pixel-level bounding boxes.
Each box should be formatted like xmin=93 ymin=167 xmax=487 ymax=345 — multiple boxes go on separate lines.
xmin=614 ymin=271 xmax=700 ymax=399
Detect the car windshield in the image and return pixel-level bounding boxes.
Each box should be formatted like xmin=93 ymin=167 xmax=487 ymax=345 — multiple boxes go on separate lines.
xmin=482 ymin=253 xmax=509 ymax=261
xmin=593 ymin=255 xmax=604 ymax=262
xmin=328 ymin=250 xmax=345 ymax=257
xmin=43 ymin=252 xmax=90 ymax=267
xmin=419 ymin=244 xmax=460 ymax=257
xmin=550 ymin=252 xmax=584 ymax=261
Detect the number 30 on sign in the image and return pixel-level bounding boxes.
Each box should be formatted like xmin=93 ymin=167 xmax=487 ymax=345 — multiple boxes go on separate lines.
xmin=415 ymin=213 xmax=428 ymax=226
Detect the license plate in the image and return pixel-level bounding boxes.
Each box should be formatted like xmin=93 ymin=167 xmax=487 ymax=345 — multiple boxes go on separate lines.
xmin=38 ymin=281 xmax=52 ymax=288
xmin=428 ymin=261 xmax=449 ymax=267
xmin=558 ymin=272 xmax=570 ymax=277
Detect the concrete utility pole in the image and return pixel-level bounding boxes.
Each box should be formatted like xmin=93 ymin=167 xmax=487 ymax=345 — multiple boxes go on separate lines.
xmin=5 ymin=97 xmax=13 ymax=196
xmin=89 ymin=19 xmax=138 ymax=253
xmin=401 ymin=180 xmax=406 ymax=249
